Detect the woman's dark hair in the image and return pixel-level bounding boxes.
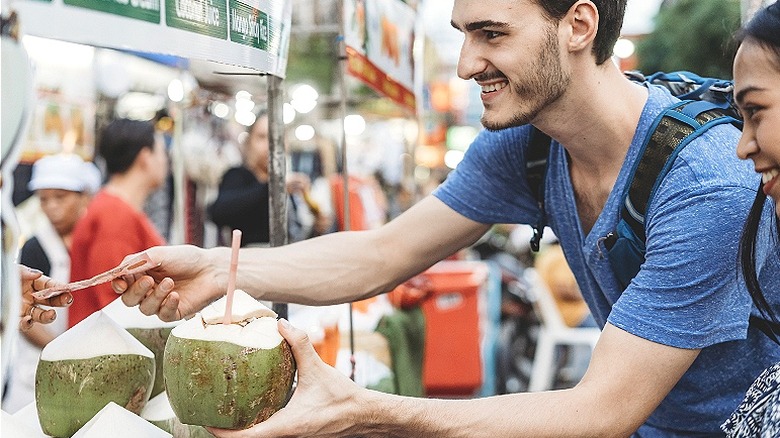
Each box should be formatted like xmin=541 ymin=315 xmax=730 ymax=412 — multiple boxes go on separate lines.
xmin=98 ymin=118 xmax=156 ymax=175
xmin=737 ymin=1 xmax=780 ymax=340
xmin=536 ymin=0 xmax=627 ymax=65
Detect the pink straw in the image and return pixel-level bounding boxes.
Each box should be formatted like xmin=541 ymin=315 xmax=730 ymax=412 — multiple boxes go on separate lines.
xmin=223 ymin=229 xmax=242 ymax=325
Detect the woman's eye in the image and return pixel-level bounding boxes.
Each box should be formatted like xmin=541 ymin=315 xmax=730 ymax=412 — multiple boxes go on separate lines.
xmin=742 ymin=106 xmax=759 ymax=119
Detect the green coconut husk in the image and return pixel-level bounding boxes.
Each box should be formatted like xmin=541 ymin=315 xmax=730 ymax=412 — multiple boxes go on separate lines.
xmin=35 ymin=311 xmax=155 ymax=437
xmin=164 ymin=293 xmax=295 ymax=430
xmin=103 ymin=299 xmax=182 ymax=398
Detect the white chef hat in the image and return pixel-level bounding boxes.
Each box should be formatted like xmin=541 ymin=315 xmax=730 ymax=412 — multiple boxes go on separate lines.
xmin=28 ymin=153 xmax=102 ymax=194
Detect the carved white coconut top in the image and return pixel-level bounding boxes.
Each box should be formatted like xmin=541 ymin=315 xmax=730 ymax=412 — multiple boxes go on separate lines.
xmin=101 ymin=298 xmax=182 ymax=329
xmin=199 ymin=289 xmax=277 ymax=324
xmin=171 ymin=316 xmax=283 ymax=350
xmin=41 ymin=312 xmax=154 ymax=361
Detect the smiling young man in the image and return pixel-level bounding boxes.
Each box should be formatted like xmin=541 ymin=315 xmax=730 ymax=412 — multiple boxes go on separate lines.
xmin=113 ymin=1 xmax=780 ymax=436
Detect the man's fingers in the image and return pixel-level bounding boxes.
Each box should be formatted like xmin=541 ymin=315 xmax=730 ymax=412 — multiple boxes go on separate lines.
xmin=137 ymin=277 xmax=174 ymax=316
xmin=278 ymin=319 xmax=320 ymax=364
xmin=158 ymin=292 xmax=182 ymax=322
xmin=112 ymin=277 xmax=129 ymax=294
xmin=120 ymin=276 xmax=155 ymax=307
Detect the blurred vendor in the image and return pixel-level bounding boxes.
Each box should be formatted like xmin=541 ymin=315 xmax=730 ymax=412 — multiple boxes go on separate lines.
xmin=2 ymin=153 xmax=100 ymax=413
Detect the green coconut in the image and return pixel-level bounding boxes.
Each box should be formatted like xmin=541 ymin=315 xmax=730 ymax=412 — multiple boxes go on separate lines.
xmin=35 ymin=311 xmax=155 ymax=437
xmin=103 ymin=298 xmax=182 ymax=398
xmin=163 ymin=291 xmax=295 ymax=430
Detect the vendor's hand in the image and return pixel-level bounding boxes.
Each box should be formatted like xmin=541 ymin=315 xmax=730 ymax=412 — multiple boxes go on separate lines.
xmin=208 ymin=319 xmax=365 ymax=438
xmin=111 ymin=245 xmax=226 ymax=322
xmin=285 ymin=172 xmax=311 ymax=195
xmin=19 ymin=265 xmax=72 ymax=332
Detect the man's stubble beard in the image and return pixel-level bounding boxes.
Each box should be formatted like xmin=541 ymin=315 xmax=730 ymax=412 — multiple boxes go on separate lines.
xmin=481 ymin=28 xmax=571 ymax=131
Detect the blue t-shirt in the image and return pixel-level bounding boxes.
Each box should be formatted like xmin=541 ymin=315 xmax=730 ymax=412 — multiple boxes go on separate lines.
xmin=434 ymin=85 xmax=780 ymax=435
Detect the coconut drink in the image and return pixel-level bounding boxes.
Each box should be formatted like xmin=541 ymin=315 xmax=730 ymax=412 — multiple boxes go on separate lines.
xmin=102 ymin=298 xmax=182 ymax=398
xmin=35 ymin=311 xmax=156 ymax=437
xmin=163 ymin=290 xmax=295 ymax=429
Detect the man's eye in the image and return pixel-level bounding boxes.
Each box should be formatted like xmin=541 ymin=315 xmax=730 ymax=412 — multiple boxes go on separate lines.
xmin=484 ymin=30 xmax=502 ymax=39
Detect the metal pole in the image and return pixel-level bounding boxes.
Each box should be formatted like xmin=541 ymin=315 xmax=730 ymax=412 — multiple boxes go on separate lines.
xmin=267 ymin=74 xmax=288 ymax=320
xmin=337 ymin=0 xmax=356 ymax=381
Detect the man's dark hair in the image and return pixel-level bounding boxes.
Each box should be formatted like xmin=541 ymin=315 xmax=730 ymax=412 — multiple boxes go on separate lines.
xmin=537 ymin=0 xmax=627 ymax=65
xmin=99 ymin=118 xmax=155 ymax=175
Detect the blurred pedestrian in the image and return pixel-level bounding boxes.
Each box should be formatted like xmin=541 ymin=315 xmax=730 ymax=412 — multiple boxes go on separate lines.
xmin=208 ymin=110 xmax=329 ymax=246
xmin=68 ymin=118 xmax=167 ymax=327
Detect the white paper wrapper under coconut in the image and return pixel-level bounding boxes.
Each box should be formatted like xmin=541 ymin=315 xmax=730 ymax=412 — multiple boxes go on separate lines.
xmin=73 ymin=402 xmax=171 ymax=438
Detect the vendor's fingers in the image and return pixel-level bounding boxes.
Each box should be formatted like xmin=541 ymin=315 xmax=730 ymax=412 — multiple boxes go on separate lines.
xmin=119 ymin=276 xmax=155 ymax=307
xmin=39 ymin=292 xmax=73 ymax=308
xmin=26 ymin=305 xmax=56 ymax=326
xmin=35 ymin=307 xmax=57 ymax=324
xmin=19 ymin=265 xmax=43 ymax=281
xmin=19 ymin=315 xmax=34 ymax=332
xmin=137 ymin=277 xmax=174 ymax=316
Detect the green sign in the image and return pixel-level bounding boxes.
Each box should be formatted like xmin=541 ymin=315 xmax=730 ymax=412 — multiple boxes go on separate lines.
xmin=228 ymin=0 xmax=268 ymax=50
xmin=64 ymin=0 xmax=161 ymax=23
xmin=165 ymin=0 xmax=228 ymax=39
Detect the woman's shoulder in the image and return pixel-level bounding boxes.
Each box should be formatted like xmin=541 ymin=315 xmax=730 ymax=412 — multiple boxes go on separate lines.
xmin=722 ymin=362 xmax=780 ymax=436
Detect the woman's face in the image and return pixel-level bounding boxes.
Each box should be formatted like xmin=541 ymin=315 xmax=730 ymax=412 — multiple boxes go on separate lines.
xmin=734 ymin=40 xmax=780 ymax=217
xmin=38 ymin=188 xmax=89 ymax=237
xmin=244 ymin=115 xmax=270 ymax=174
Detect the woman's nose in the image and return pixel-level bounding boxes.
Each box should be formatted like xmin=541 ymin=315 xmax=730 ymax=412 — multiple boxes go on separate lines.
xmin=736 ymin=133 xmax=758 ymax=161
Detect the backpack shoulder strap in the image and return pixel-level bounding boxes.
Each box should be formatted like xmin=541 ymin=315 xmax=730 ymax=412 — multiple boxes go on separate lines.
xmin=619 ymin=101 xmax=742 ymax=243
xmin=526 ymin=127 xmax=551 ymax=252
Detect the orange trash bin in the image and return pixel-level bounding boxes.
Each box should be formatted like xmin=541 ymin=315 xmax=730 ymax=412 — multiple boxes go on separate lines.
xmin=421 ymin=261 xmax=489 ymax=397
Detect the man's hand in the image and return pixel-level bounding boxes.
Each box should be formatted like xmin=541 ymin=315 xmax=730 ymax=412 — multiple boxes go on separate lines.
xmin=19 ymin=265 xmax=72 ymax=331
xmin=111 ymin=245 xmax=227 ymax=322
xmin=208 ymin=319 xmax=365 ymax=437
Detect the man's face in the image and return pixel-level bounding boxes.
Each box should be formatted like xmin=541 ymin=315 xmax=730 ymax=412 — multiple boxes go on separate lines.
xmin=451 ymin=0 xmax=571 ymax=130
xmin=149 ymin=134 xmax=169 ymax=190
xmin=38 ymin=188 xmax=89 ymax=237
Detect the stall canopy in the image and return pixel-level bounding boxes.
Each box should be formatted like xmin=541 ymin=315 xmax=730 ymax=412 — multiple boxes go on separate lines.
xmin=11 ymin=0 xmax=292 ymax=77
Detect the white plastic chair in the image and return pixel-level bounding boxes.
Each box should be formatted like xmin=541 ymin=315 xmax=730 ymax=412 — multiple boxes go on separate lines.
xmin=524 ymin=268 xmax=601 ymax=392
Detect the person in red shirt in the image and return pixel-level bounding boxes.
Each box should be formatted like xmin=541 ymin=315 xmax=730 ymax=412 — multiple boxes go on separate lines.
xmin=68 ymin=118 xmax=167 ymax=327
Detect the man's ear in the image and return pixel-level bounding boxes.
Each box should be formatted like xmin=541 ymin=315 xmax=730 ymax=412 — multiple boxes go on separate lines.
xmin=564 ymin=0 xmax=598 ymax=54
xmin=135 ymin=146 xmax=153 ymax=170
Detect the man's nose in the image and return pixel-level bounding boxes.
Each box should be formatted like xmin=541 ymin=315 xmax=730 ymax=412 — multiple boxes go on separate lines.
xmin=456 ymin=38 xmax=485 ymax=81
